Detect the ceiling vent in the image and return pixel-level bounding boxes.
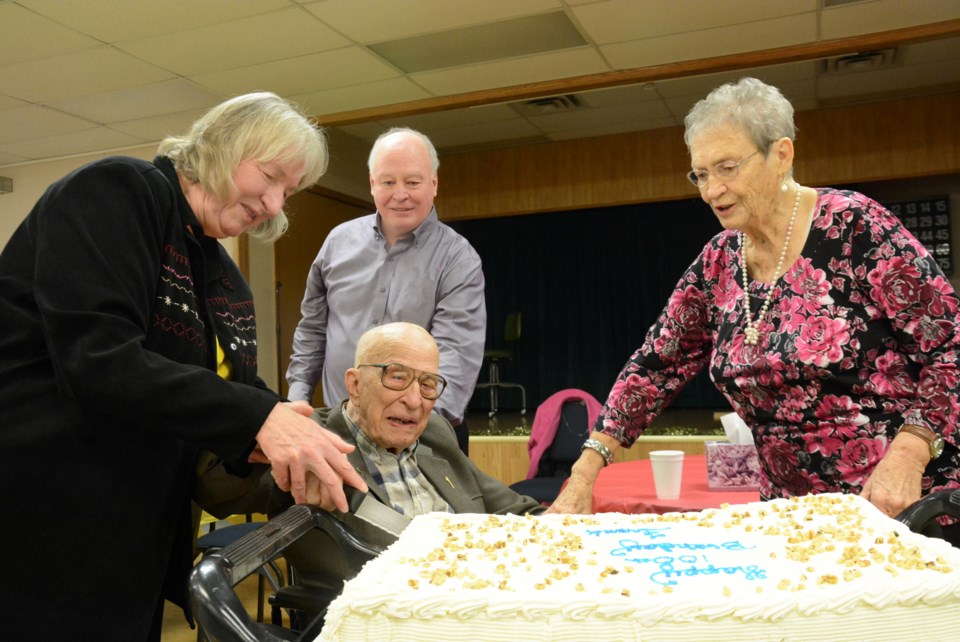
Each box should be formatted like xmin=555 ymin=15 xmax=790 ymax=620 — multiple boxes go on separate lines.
xmin=512 ymin=95 xmax=582 ymax=117
xmin=825 ymin=49 xmax=896 ymax=74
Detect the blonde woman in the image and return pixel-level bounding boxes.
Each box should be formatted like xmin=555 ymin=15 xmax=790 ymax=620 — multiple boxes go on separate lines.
xmin=0 ymin=92 xmax=365 ymax=640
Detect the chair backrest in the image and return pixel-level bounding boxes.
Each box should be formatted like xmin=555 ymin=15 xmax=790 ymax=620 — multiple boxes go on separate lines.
xmin=504 ymin=311 xmax=522 ymax=342
xmin=189 ymin=505 xmax=389 ymax=642
xmin=537 ymin=400 xmax=589 ymax=478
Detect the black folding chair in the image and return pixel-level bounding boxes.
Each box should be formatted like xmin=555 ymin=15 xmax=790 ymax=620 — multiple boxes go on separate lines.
xmin=189 ymin=504 xmax=389 ymax=642
xmin=509 ymin=399 xmax=590 ymax=504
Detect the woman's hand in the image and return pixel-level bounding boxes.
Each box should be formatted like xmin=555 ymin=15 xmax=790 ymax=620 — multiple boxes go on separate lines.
xmin=861 ymin=431 xmax=928 ymax=518
xmin=547 ymin=470 xmax=596 ymax=514
xmin=253 ymin=401 xmax=368 ymax=511
xmin=546 ymin=444 xmax=610 ymax=514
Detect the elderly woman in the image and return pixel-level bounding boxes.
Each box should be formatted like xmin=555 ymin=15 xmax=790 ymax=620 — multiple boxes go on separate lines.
xmin=0 ymin=92 xmax=366 ymax=640
xmin=551 ymin=77 xmax=960 ymax=541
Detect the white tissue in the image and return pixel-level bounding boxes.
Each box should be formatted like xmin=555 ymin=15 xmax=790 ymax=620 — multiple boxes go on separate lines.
xmin=720 ymin=412 xmax=752 ymax=445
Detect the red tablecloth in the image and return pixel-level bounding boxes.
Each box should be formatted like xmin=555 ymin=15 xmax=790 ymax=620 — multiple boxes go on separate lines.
xmin=592 ymin=455 xmax=759 ymax=514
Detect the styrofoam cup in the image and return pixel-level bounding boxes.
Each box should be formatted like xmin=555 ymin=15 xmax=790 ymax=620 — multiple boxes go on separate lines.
xmin=649 ymin=450 xmax=684 ymax=499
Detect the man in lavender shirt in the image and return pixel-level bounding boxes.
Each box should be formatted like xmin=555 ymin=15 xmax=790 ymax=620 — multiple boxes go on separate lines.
xmin=286 ymin=127 xmax=486 ymax=453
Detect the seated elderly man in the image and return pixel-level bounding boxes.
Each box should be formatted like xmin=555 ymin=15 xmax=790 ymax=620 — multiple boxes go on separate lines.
xmin=311 ymin=321 xmax=542 ymax=517
xmin=270 ymin=322 xmax=541 ymax=612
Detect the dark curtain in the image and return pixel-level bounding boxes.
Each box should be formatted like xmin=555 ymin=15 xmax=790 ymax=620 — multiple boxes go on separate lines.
xmin=450 ymin=198 xmax=727 ymax=413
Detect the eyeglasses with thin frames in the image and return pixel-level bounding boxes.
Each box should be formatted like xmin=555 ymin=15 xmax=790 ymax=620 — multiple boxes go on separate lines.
xmin=686 ymin=150 xmax=761 ymax=189
xmin=358 ymin=363 xmax=447 ymax=400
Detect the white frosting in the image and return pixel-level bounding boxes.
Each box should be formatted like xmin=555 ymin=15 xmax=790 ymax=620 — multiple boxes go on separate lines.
xmin=318 ymin=494 xmax=960 ymax=641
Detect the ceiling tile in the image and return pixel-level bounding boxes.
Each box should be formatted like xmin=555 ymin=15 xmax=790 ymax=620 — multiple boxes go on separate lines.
xmin=572 ymin=0 xmax=816 ymax=44
xmin=655 ymin=61 xmax=819 ymax=99
xmin=662 ymin=94 xmax=700 ymax=122
xmin=601 ymin=14 xmax=818 ymax=69
xmin=0 ymin=46 xmax=175 ymax=103
xmin=381 ymin=104 xmax=523 ymax=131
xmin=0 ymin=126 xmax=147 ymax=160
xmin=108 ymin=109 xmax=212 ymax=142
xmin=575 ymin=83 xmax=663 ymax=107
xmin=294 ymin=78 xmax=434 ymax=117
xmin=369 ymin=11 xmax=586 ymax=73
xmin=17 ymin=0 xmax=291 ymax=42
xmin=0 ymin=150 xmax=30 ymax=166
xmin=333 ymin=122 xmax=390 ymax=143
xmin=0 ymin=105 xmax=96 ymax=144
xmin=191 ymin=47 xmax=398 ymax=97
xmin=898 ymin=37 xmax=960 ymax=65
xmin=659 ymin=63 xmax=819 ymax=121
xmin=547 ymin=115 xmax=679 ymax=141
xmin=427 ymin=118 xmax=544 ymax=150
xmin=821 ymin=0 xmax=960 ymax=40
xmin=0 ymin=94 xmax=28 ymax=111
xmin=44 ymin=80 xmax=225 ymax=124
xmin=116 ymin=7 xmax=351 ymax=76
xmin=302 ymin=0 xmax=563 ymax=42
xmin=412 ymin=48 xmax=610 ymax=96
xmin=818 ymin=59 xmax=960 ymax=101
xmin=527 ymin=99 xmax=672 ymax=133
xmin=0 ymin=2 xmax=99 ymax=65
xmin=773 ymin=78 xmax=820 ymax=110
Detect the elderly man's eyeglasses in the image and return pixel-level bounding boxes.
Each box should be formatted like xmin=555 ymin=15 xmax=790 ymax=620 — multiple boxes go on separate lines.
xmin=358 ymin=363 xmax=447 ymax=400
xmin=687 ymin=150 xmax=761 ymax=188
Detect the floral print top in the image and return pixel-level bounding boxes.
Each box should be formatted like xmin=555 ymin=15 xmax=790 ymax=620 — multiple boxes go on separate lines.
xmin=599 ymin=188 xmax=960 ymax=500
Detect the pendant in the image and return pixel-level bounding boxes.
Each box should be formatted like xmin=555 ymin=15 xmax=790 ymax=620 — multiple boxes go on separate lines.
xmin=744 ymin=326 xmax=759 ymax=346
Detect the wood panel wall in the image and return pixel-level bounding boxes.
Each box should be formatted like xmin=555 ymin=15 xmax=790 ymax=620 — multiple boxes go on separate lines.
xmin=273 ymin=189 xmax=372 ymax=402
xmin=434 ymin=91 xmax=960 ymax=221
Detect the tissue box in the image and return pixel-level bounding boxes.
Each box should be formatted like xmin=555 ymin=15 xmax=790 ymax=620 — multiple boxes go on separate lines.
xmin=705 ymin=441 xmax=761 ymax=490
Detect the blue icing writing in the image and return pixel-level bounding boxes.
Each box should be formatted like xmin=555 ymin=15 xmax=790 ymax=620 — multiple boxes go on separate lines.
xmin=587 ymin=528 xmax=767 ymax=588
xmin=643 ymin=555 xmax=767 ymax=586
xmin=609 ymin=538 xmax=754 ymax=556
xmin=585 ymin=527 xmax=669 ymax=539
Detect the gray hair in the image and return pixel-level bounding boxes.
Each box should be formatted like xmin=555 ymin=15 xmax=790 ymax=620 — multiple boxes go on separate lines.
xmin=157 ymin=92 xmax=328 ymax=242
xmin=367 ymin=127 xmax=439 ymax=175
xmin=683 ymin=77 xmax=796 ymax=155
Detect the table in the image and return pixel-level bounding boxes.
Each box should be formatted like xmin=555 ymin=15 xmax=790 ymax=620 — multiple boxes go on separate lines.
xmin=591 ymin=455 xmax=759 ymax=514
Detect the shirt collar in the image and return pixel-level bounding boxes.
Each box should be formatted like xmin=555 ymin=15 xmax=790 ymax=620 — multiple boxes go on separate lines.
xmin=154 ymin=155 xmax=203 ymax=232
xmin=372 ymin=207 xmax=439 ymax=247
xmin=342 ymin=401 xmax=419 ymax=463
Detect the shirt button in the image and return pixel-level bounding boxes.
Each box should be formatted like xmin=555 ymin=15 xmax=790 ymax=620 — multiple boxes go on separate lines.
xmin=230 ymin=343 xmax=238 ymax=351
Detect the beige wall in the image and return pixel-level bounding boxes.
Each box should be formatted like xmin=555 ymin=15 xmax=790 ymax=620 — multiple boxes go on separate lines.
xmin=0 ymin=145 xmax=159 ymax=246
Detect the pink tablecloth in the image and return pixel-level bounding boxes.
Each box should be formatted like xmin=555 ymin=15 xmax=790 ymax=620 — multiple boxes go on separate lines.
xmin=592 ymin=455 xmax=759 ymax=514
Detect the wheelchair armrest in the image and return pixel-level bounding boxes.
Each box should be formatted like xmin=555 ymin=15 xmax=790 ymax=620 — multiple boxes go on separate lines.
xmin=895 ymin=489 xmax=960 ymax=538
xmin=189 ymin=504 xmax=317 ymax=642
xmin=189 ymin=504 xmax=393 ymax=642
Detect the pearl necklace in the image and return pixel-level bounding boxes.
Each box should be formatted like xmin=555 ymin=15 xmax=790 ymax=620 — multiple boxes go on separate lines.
xmin=741 ymin=184 xmax=802 ymax=346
